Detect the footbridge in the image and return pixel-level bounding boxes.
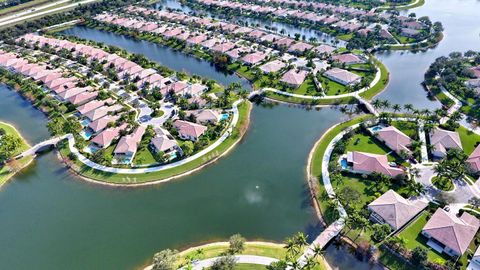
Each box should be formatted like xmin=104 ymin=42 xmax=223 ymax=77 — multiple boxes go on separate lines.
xmin=15 ymin=134 xmax=69 ymax=159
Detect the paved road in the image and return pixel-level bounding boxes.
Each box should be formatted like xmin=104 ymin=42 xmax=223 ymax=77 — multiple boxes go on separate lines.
xmin=0 ymin=0 xmax=99 ymax=27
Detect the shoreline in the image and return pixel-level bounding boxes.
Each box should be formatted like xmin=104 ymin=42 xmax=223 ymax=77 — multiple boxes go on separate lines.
xmin=57 ymin=101 xmax=253 ymax=187
xmin=0 ymin=121 xmax=34 ymax=188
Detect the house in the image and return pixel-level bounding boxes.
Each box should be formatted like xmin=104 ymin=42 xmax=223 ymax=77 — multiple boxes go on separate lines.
xmin=88 ymin=115 xmax=119 ymax=134
xmin=241 ymin=52 xmax=267 ymax=66
xmin=77 ymin=100 xmax=105 ymax=115
xmin=346 ymin=151 xmax=405 ymax=178
xmin=323 ymin=68 xmax=361 ymax=85
xmin=422 ymin=209 xmax=480 ymax=257
xmin=467 ymin=246 xmax=480 ymax=270
xmin=185 ymin=109 xmax=222 ymax=124
xmin=467 ymin=144 xmax=480 ymax=174
xmin=173 ymin=120 xmax=207 ymax=141
xmin=466 ymin=79 xmax=480 ymax=89
xmin=288 ymin=42 xmax=313 ymax=54
xmin=373 ymin=126 xmax=412 ymax=156
xmin=280 ymin=69 xmax=309 ymax=88
xmin=259 ymin=60 xmax=286 ymax=74
xmin=225 ymin=47 xmax=249 ymax=60
xmin=314 ymin=45 xmax=336 ymax=55
xmin=368 ymin=189 xmax=427 ymax=230
xmin=90 ymin=124 xmax=127 ymax=148
xmin=160 ymin=81 xmax=189 ymax=95
xmin=113 ymin=126 xmax=146 ymax=163
xmin=211 ymin=42 xmax=236 ymax=53
xmin=429 ymin=128 xmax=463 ymax=158
xmin=68 ymin=91 xmax=98 ymax=106
xmin=470 ymin=66 xmax=480 ymax=78
xmin=150 ymin=135 xmax=181 ymax=159
xmin=331 ymin=53 xmax=364 ymax=65
xmin=58 ymin=87 xmax=91 ymax=101
xmin=400 ymin=28 xmax=420 ymax=38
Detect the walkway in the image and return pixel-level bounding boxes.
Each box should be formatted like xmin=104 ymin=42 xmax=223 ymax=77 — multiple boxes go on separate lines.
xmin=255 ymin=64 xmax=382 ymax=101
xmin=417 ymin=121 xmax=429 ymax=163
xmin=65 ymin=99 xmax=243 ymax=174
xmin=15 ymin=134 xmax=68 ymax=158
xmin=143 ymin=255 xmax=278 ymax=270
xmin=439 ymin=85 xmax=461 ymax=124
xmin=355 ymin=94 xmax=379 ymax=116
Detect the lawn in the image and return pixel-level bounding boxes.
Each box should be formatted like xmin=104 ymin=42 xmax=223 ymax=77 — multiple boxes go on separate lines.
xmin=456 ymin=126 xmax=480 ymax=155
xmin=309 ymin=115 xmax=375 ymax=225
xmin=175 ymin=242 xmax=326 ymax=270
xmin=133 ymin=147 xmax=157 ymax=166
xmin=264 ymin=91 xmax=356 ymax=105
xmin=391 ymin=121 xmax=419 ymax=139
xmin=59 ymin=101 xmax=252 ymax=184
xmin=359 ymin=58 xmax=390 ymax=100
xmin=397 ymin=212 xmax=449 ymax=265
xmin=379 ymin=246 xmax=411 ymax=270
xmin=346 ymin=133 xmax=390 ymax=155
xmin=321 ymin=76 xmax=350 ymax=96
xmin=294 ymin=76 xmax=319 ymax=96
xmin=0 ymin=122 xmax=33 ymax=187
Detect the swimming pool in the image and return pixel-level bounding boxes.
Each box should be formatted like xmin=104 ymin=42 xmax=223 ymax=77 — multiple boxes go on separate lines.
xmin=371 ymin=125 xmax=383 ymax=132
xmin=80 ymin=130 xmax=93 ymax=140
xmin=341 ymin=159 xmax=348 ymax=169
xmin=80 ymin=119 xmax=91 ymax=127
xmin=220 ymin=113 xmax=229 ymax=121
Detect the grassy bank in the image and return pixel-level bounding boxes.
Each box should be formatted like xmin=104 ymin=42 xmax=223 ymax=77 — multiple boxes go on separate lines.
xmin=309 ymin=115 xmax=374 ymax=224
xmin=359 ymin=58 xmax=390 ymax=100
xmin=141 ymin=241 xmax=327 ymax=270
xmin=59 ymin=101 xmax=252 ymax=185
xmin=0 ymin=122 xmax=33 ymax=187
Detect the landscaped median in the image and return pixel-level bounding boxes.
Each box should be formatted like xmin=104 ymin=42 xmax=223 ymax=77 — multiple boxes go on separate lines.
xmin=58 ymin=100 xmax=252 ymax=185
xmin=0 ymin=121 xmax=33 ymax=187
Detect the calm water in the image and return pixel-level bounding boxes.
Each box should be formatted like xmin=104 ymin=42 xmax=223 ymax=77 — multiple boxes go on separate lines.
xmin=1 ymin=0 xmax=479 ymax=269
xmin=61 ymin=26 xmax=252 ymax=90
xmin=374 ymin=0 xmax=480 ymax=109
xmin=156 ymin=0 xmax=344 ymax=46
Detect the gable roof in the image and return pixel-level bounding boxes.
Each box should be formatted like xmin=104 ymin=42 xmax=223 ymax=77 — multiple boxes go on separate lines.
xmin=430 ymin=128 xmax=462 ymax=155
xmin=423 ymin=209 xmax=480 ymax=255
xmin=173 ymin=120 xmax=207 ymax=138
xmin=467 ymin=144 xmax=480 ymax=173
xmin=368 ymin=189 xmax=427 ymax=230
xmin=348 ymin=151 xmax=405 ymax=177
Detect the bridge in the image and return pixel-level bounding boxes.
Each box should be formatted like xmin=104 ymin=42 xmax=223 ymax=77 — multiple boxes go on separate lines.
xmin=15 ymin=135 xmax=69 ymax=159
xmin=355 ymin=94 xmax=379 ymax=116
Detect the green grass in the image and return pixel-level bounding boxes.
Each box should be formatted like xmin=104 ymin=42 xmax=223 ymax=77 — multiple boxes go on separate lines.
xmin=264 ymin=91 xmax=356 ymax=105
xmin=0 ymin=122 xmax=33 ymax=186
xmin=431 ymin=176 xmax=454 ymax=191
xmin=346 ymin=133 xmax=390 ymax=155
xmin=359 ymin=59 xmax=390 ymax=100
xmin=233 ymin=264 xmax=267 ymax=269
xmin=457 ymin=126 xmax=480 ymax=155
xmin=379 ymin=246 xmax=411 ymax=270
xmin=391 ymin=121 xmax=419 ymax=139
xmin=133 ymin=147 xmax=157 ymax=166
xmin=294 ymin=76 xmax=318 ymax=96
xmin=397 ymin=212 xmax=449 ymax=265
xmin=59 ymin=101 xmax=252 ymax=184
xmin=309 ymin=115 xmax=374 ymax=224
xmin=175 ymin=242 xmax=326 ymax=270
xmin=321 ymin=76 xmax=350 ymax=96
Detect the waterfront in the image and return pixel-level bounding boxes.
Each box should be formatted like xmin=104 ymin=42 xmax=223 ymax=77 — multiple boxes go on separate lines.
xmin=1 ymin=0 xmax=480 ymax=268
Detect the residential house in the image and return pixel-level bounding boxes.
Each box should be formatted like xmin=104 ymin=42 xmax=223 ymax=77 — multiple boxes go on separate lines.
xmin=259 ymin=60 xmax=286 ymax=74
xmin=241 ymin=52 xmax=267 ymax=66
xmin=331 ymin=53 xmax=365 ymax=65
xmin=346 ymin=151 xmax=405 ymax=178
xmin=280 ymin=69 xmax=309 ymax=88
xmin=467 ymin=144 xmax=480 ymax=174
xmin=373 ymin=126 xmax=413 ymax=156
xmin=90 ymin=124 xmax=127 ymax=148
xmin=429 ymin=128 xmax=463 ymax=158
xmin=422 ymin=209 xmax=480 ymax=257
xmin=113 ymin=126 xmax=146 ymax=163
xmin=368 ymin=189 xmax=427 ymax=230
xmin=323 ymin=68 xmax=361 ymax=85
xmin=173 ymin=120 xmax=208 ymax=141
xmin=185 ymin=109 xmax=222 ymax=125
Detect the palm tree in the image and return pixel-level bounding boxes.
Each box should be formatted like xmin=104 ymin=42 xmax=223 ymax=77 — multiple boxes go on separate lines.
xmin=381 ymin=99 xmax=391 ymax=110
xmin=392 ymin=104 xmax=401 ymax=114
xmin=404 ymin=103 xmax=414 ymax=114
xmin=311 ymin=244 xmax=325 ymax=258
xmin=372 ymin=99 xmax=382 ymax=109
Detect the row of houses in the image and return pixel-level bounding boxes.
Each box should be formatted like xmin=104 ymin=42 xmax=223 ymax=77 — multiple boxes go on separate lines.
xmin=17 ymin=34 xmax=174 ymax=91
xmin=125 ymin=6 xmax=338 ymax=57
xmin=466 ymin=66 xmax=480 ymax=95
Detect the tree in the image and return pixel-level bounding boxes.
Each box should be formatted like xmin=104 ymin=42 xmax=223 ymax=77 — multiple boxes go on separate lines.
xmin=181 ymin=141 xmax=194 ymax=156
xmin=371 ymin=224 xmax=391 ymax=242
xmin=228 ymin=234 xmax=245 ymax=254
xmin=211 ymin=255 xmax=236 ymax=270
xmin=411 ymin=247 xmax=428 ymax=267
xmin=0 ymin=134 xmax=21 ymax=164
xmin=337 ymin=186 xmax=361 ymax=210
xmin=152 ymin=249 xmax=178 ymax=270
